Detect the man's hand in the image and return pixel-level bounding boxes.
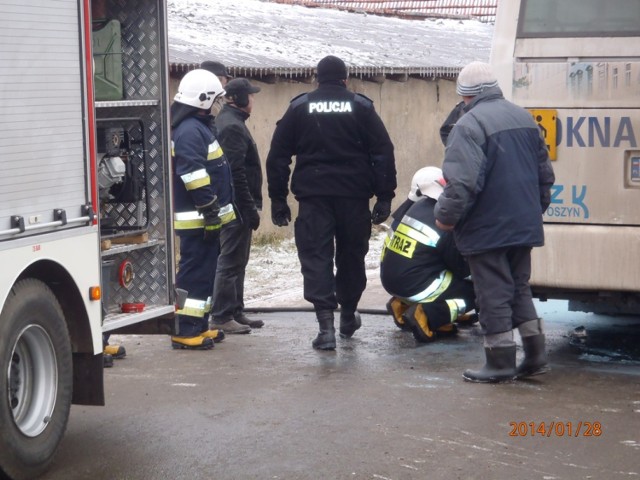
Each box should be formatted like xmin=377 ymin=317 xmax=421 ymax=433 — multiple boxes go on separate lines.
xmin=435 ymin=219 xmax=454 ymax=231
xmin=371 ymin=199 xmax=392 ymax=225
xmin=271 ymin=198 xmax=291 ymax=227
xmin=197 ymin=198 xmax=221 ymax=243
xmin=243 ymin=208 xmax=261 ymax=231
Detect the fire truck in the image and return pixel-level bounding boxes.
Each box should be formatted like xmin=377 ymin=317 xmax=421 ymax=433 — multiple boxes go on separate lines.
xmin=0 ymin=0 xmax=177 ymax=478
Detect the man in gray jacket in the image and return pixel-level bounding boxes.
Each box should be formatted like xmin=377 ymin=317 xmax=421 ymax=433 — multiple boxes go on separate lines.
xmin=435 ymin=61 xmax=555 ymax=383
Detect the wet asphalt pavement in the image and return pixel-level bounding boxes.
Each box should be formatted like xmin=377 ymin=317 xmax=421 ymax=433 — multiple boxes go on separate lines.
xmin=37 ymin=300 xmax=640 ymax=480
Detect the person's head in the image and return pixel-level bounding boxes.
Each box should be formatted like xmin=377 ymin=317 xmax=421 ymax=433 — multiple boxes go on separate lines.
xmin=200 ymin=60 xmax=233 ymax=87
xmin=407 ymin=166 xmax=446 ymax=202
xmin=224 ymin=78 xmax=261 ymax=113
xmin=456 ymin=61 xmax=498 ymax=104
xmin=174 ymin=69 xmax=225 ymax=112
xmin=316 ymin=55 xmax=348 ymax=84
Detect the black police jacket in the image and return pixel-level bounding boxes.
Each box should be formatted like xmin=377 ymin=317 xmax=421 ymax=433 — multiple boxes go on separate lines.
xmin=266 ymin=83 xmax=396 ymax=201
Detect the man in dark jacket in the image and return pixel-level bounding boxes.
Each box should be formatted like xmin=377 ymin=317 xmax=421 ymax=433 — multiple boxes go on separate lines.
xmin=381 ymin=167 xmax=477 ymax=343
xmin=210 ymin=78 xmax=264 ymax=331
xmin=171 ymin=69 xmax=238 ymax=349
xmin=435 ymin=61 xmax=555 ymax=383
xmin=266 ymin=55 xmax=397 ymax=350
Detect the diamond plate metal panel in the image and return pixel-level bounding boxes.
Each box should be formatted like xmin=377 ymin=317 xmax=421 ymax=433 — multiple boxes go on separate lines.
xmin=97 ymin=0 xmax=172 ymax=314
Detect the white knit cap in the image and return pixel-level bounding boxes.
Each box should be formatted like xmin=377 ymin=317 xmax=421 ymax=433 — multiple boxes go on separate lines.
xmin=456 ymin=61 xmax=498 ymax=96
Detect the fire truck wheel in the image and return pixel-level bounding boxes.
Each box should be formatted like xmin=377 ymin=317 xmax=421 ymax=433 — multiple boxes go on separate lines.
xmin=0 ymin=279 xmax=73 ymax=480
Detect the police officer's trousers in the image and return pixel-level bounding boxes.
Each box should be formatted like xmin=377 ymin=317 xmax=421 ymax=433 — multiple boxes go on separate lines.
xmin=295 ymin=196 xmax=371 ymax=312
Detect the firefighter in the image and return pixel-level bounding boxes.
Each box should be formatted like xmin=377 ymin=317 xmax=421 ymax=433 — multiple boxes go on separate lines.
xmin=381 ymin=167 xmax=477 ymax=343
xmin=170 ymin=69 xmax=239 ymax=349
xmin=266 ymin=55 xmax=397 ymax=350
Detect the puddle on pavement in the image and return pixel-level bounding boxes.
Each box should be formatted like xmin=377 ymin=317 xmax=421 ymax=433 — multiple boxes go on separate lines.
xmin=568 ymin=322 xmax=640 ymax=364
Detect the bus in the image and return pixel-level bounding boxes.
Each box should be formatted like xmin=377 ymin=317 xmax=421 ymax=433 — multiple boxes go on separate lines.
xmin=491 ymin=0 xmax=640 ymax=314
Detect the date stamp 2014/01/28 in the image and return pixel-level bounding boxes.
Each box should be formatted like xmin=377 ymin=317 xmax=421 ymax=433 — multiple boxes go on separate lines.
xmin=509 ymin=421 xmax=602 ymax=437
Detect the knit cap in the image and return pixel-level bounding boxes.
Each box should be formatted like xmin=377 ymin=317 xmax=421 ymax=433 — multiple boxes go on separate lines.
xmin=316 ymin=55 xmax=348 ymax=84
xmin=456 ymin=61 xmax=498 ymax=96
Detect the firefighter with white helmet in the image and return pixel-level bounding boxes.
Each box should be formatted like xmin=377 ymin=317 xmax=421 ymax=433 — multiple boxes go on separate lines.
xmin=380 ymin=166 xmax=477 ymax=342
xmin=170 ymin=69 xmax=244 ymax=349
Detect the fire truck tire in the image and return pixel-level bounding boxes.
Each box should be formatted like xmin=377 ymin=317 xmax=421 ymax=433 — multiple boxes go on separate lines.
xmin=0 ymin=279 xmax=73 ymax=480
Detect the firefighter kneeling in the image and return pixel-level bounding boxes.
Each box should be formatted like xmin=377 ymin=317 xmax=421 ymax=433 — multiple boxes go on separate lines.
xmin=380 ymin=167 xmax=477 ymax=343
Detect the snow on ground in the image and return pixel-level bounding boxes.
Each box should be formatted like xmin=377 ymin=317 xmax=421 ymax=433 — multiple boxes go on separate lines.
xmin=244 ymin=226 xmax=388 ymax=307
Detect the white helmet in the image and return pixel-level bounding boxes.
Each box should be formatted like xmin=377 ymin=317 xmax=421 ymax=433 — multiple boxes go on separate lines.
xmin=408 ymin=166 xmax=445 ymax=202
xmin=174 ymin=69 xmax=225 ymax=110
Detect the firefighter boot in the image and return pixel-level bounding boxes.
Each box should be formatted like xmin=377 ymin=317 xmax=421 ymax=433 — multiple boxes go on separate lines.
xmin=516 ymin=334 xmax=550 ymax=378
xmin=312 ymin=309 xmax=336 ymax=350
xmin=201 ymin=329 xmax=226 ymax=343
xmin=104 ymin=344 xmax=126 ymax=359
xmin=462 ymin=346 xmax=517 ymax=383
xmin=404 ymin=304 xmax=436 ymax=343
xmin=171 ymin=335 xmax=214 ymax=350
xmin=339 ymin=310 xmax=361 ymax=338
xmin=386 ymin=297 xmax=411 ymax=331
xmin=103 ymin=353 xmax=114 ymax=368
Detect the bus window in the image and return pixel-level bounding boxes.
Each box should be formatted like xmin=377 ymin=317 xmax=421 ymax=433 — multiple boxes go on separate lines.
xmin=518 ymin=0 xmax=640 ymax=37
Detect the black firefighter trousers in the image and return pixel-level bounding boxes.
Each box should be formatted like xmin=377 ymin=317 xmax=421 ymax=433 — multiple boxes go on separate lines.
xmin=295 ymin=196 xmax=371 ymax=313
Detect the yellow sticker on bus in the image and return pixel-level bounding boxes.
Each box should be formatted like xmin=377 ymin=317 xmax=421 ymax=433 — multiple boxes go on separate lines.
xmin=529 ymin=109 xmax=557 ymax=161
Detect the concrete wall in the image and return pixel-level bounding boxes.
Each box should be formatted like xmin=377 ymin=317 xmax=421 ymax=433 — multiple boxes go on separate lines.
xmin=169 ymin=74 xmax=460 ymax=238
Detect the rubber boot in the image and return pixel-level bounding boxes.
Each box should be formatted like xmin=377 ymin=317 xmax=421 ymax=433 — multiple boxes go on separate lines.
xmin=516 ymin=334 xmax=550 ymax=378
xmin=462 ymin=346 xmax=517 ymax=383
xmin=339 ymin=310 xmax=361 ymax=338
xmin=312 ymin=310 xmax=336 ymax=350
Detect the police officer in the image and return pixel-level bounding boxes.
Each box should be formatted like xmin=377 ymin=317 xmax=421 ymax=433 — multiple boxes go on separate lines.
xmin=266 ymin=55 xmax=397 ymax=350
xmin=170 ymin=69 xmax=238 ymax=349
xmin=381 ymin=167 xmax=477 ymax=343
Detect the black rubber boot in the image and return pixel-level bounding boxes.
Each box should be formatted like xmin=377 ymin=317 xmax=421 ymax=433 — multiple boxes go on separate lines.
xmin=463 ymin=346 xmax=517 ymax=383
xmin=339 ymin=310 xmax=361 ymax=338
xmin=516 ymin=334 xmax=550 ymax=378
xmin=312 ymin=310 xmax=336 ymax=350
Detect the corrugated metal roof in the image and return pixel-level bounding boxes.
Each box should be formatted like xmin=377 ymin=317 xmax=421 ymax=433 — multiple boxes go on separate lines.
xmin=168 ymin=0 xmax=494 ymax=79
xmin=272 ymin=0 xmax=497 ymax=22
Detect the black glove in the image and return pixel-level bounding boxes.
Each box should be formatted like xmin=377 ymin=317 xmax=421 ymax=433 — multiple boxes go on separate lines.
xmin=371 ymin=199 xmax=392 ymax=225
xmin=198 ymin=200 xmax=221 ymax=243
xmin=243 ymin=208 xmax=261 ymax=231
xmin=271 ymin=198 xmax=291 ymax=227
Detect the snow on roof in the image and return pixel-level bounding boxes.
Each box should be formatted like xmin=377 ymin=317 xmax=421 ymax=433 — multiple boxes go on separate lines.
xmin=273 ymin=0 xmax=497 ymax=23
xmin=168 ymin=0 xmax=494 ymax=79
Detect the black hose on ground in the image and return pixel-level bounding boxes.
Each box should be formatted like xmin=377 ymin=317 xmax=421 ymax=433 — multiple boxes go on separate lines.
xmin=243 ymin=306 xmax=390 ymax=316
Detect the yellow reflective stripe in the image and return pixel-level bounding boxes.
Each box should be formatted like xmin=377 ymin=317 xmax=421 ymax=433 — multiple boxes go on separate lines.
xmin=176 ymin=298 xmax=207 ymax=318
xmin=402 ymin=215 xmax=441 ymax=245
xmin=446 ymin=298 xmax=467 ymax=322
xmin=174 ymin=203 xmax=236 ymax=230
xmin=171 ymin=140 xmax=175 ymax=157
xmin=387 ymin=231 xmax=417 ymax=259
xmin=207 ymin=140 xmax=224 ymax=160
xmin=396 ymin=222 xmax=437 ymax=248
xmin=406 ymin=270 xmax=453 ymax=303
xmin=181 ymin=169 xmax=211 ymax=191
xmin=380 ymin=230 xmax=392 ymax=261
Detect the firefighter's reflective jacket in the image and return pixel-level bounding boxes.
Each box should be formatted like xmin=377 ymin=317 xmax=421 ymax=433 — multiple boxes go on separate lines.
xmin=380 ymin=197 xmax=469 ymax=302
xmin=171 ymin=114 xmax=237 ymax=235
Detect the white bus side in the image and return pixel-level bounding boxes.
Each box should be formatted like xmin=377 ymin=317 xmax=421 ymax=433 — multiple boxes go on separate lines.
xmin=491 ymin=0 xmax=640 ymax=314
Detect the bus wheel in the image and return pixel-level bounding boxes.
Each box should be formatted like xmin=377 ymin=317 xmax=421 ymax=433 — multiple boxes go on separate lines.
xmin=0 ymin=279 xmax=73 ymax=480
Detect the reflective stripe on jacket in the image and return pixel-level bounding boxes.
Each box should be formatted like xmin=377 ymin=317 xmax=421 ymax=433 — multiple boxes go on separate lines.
xmin=171 ymin=114 xmax=237 ymax=233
